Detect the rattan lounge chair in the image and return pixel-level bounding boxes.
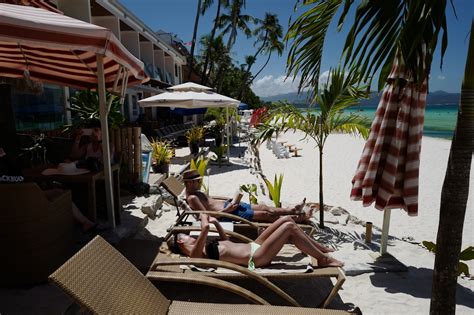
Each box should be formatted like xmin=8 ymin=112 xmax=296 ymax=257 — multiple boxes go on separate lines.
xmin=160 ymin=175 xmax=315 ymax=239
xmin=0 ymin=182 xmax=74 ymax=286
xmin=49 ymin=236 xmax=348 ymax=314
xmin=149 ymin=230 xmax=346 ymax=309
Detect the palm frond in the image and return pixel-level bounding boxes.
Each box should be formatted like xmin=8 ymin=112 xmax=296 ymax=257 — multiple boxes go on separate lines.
xmin=285 ymin=0 xmax=343 ymax=94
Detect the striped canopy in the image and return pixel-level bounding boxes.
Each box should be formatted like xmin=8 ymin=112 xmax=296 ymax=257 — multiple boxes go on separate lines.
xmin=0 ymin=0 xmax=62 ymax=14
xmin=0 ymin=3 xmax=147 ymax=89
xmin=350 ymin=57 xmax=427 ymax=216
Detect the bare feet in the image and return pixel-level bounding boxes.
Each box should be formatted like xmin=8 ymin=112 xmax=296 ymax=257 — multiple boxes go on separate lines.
xmin=324 ymin=247 xmax=335 ymax=253
xmin=293 ymin=198 xmax=307 ymax=212
xmin=318 ymin=256 xmax=344 ymax=267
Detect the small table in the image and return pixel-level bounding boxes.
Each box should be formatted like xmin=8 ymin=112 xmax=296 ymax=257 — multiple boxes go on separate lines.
xmin=23 ymin=164 xmax=121 ymax=223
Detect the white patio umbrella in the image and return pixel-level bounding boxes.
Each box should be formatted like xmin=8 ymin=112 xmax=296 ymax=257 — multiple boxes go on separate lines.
xmin=0 ymin=4 xmax=147 ymax=228
xmin=139 ymin=82 xmax=240 ymax=160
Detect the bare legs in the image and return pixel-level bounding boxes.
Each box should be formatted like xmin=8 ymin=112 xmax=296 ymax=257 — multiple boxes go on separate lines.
xmin=252 ymin=216 xmax=343 ymax=267
xmin=44 ymin=189 xmax=96 ymax=231
xmin=71 ymin=203 xmax=96 ymax=231
xmin=251 ymin=198 xmax=312 ymax=223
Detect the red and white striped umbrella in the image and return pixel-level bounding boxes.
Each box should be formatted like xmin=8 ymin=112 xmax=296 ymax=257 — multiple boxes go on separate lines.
xmin=351 ymin=57 xmax=427 ymax=216
xmin=0 ymin=3 xmax=147 ymax=89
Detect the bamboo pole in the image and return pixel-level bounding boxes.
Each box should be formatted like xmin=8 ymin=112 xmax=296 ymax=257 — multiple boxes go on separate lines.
xmin=127 ymin=127 xmax=133 ymax=178
xmin=121 ymin=127 xmax=128 ymax=180
xmin=133 ymin=127 xmax=142 ymax=182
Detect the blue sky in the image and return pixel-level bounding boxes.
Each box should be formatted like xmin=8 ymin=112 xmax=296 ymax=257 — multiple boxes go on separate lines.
xmin=120 ymin=0 xmax=473 ymax=96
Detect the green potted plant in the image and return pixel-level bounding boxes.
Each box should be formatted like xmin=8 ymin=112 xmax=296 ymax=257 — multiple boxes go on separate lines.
xmin=185 ymin=126 xmax=204 ymax=155
xmin=150 ymin=139 xmax=173 ymax=174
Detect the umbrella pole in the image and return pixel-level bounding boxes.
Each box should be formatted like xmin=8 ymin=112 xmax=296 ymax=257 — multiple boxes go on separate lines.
xmin=226 ymin=106 xmax=230 ymax=162
xmin=97 ymin=54 xmax=116 ymax=229
xmin=380 ymin=208 xmax=391 ymax=254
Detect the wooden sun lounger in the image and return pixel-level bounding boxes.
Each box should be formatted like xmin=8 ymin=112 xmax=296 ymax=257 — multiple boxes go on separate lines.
xmin=50 ymin=236 xmax=349 ymax=314
xmin=148 ymin=239 xmax=346 ymax=309
xmin=172 ymin=210 xmax=315 ymax=240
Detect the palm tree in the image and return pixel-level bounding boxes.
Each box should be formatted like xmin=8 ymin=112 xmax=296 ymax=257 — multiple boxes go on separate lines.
xmin=215 ymin=0 xmax=254 ymax=92
xmin=200 ymin=0 xmax=228 ymax=85
xmin=188 ymin=0 xmax=203 ymax=81
xmin=199 ymin=34 xmax=230 ymax=87
xmin=431 ymin=21 xmax=474 ymax=313
xmin=219 ymin=0 xmax=253 ymax=50
xmin=254 ymin=67 xmax=370 ymax=228
xmin=238 ymin=13 xmax=283 ymax=99
xmin=285 ymin=1 xmax=448 ymax=94
xmin=245 ymin=31 xmax=284 ymax=97
xmin=285 ymin=1 xmax=471 ymax=313
xmin=238 ymin=55 xmax=256 ymax=99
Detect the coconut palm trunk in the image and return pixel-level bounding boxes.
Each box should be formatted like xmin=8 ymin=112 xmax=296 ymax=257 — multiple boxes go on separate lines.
xmin=242 ymin=51 xmax=273 ymax=99
xmin=188 ymin=0 xmax=202 ymax=81
xmin=319 ymin=145 xmax=324 ymax=228
xmin=237 ymin=35 xmax=267 ymax=99
xmin=201 ymin=0 xmax=223 ymax=85
xmin=430 ymin=20 xmax=474 ymax=314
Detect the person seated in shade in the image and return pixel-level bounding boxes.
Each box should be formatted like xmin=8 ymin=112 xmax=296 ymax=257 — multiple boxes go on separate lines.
xmin=70 ymin=127 xmax=115 ymax=169
xmin=183 ymin=169 xmax=313 ymax=223
xmin=167 ymin=214 xmax=343 ymax=269
xmin=0 ymin=146 xmax=105 ymax=235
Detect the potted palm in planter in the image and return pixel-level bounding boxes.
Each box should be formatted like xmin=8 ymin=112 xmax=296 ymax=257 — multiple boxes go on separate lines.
xmin=185 ymin=126 xmax=204 ymax=155
xmin=150 ymin=139 xmax=173 ymax=174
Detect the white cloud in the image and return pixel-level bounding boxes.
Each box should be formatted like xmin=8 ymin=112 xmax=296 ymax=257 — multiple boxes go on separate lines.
xmin=252 ymin=75 xmax=302 ymax=97
xmin=252 ymin=70 xmax=336 ymax=97
xmin=318 ymin=70 xmax=331 ymax=88
xmin=437 ymin=75 xmax=446 ymax=80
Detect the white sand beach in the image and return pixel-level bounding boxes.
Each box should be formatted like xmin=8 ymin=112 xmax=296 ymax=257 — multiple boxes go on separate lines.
xmin=198 ymin=131 xmax=474 ymax=314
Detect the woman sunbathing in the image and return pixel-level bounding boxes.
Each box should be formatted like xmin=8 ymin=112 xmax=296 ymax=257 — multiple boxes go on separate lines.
xmin=167 ymin=214 xmax=344 ymax=269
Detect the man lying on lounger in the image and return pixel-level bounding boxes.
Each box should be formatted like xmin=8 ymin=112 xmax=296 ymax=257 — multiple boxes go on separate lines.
xmin=183 ymin=169 xmax=313 ymax=223
xmin=167 ymin=213 xmax=343 ymax=268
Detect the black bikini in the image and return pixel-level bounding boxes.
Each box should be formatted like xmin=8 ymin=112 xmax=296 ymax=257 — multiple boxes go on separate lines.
xmin=206 ymin=240 xmax=220 ymax=260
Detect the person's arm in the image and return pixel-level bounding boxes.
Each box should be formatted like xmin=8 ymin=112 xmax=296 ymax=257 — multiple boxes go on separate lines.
xmin=187 ymin=194 xmax=207 ymax=210
xmin=221 ymin=202 xmax=239 ymax=213
xmin=209 ymin=216 xmax=229 ymax=240
xmin=189 ymin=213 xmax=210 ymax=258
xmin=187 ymin=194 xmax=238 ymax=214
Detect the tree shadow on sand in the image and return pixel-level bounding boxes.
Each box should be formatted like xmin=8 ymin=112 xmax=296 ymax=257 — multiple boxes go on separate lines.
xmin=207 ymin=161 xmax=251 ymax=175
xmin=369 ymin=266 xmax=474 ymax=308
xmin=312 ymin=224 xmax=399 ymax=252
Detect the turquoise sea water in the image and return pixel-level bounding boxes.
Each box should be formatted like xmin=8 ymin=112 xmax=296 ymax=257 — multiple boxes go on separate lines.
xmin=307 ymin=104 xmax=458 ymax=139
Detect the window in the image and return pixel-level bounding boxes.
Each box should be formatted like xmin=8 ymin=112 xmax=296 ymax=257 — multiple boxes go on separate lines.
xmin=12 ymin=84 xmax=66 ymax=131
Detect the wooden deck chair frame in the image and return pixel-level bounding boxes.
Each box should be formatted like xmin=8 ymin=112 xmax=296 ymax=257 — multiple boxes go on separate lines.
xmin=160 ymin=175 xmax=185 ymax=216
xmin=49 ymin=236 xmax=349 ymax=314
xmin=154 ymin=228 xmax=346 ymax=309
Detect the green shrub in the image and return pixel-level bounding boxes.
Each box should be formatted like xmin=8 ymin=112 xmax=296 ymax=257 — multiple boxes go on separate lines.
xmin=264 ymin=174 xmax=284 ymax=207
xmin=422 ymin=241 xmax=474 ymax=276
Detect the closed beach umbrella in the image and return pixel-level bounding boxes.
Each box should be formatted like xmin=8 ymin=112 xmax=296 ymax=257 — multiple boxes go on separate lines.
xmin=350 ymin=55 xmax=427 ymax=254
xmin=139 ymin=82 xmax=240 ymax=160
xmin=0 ymin=3 xmax=147 ymax=228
